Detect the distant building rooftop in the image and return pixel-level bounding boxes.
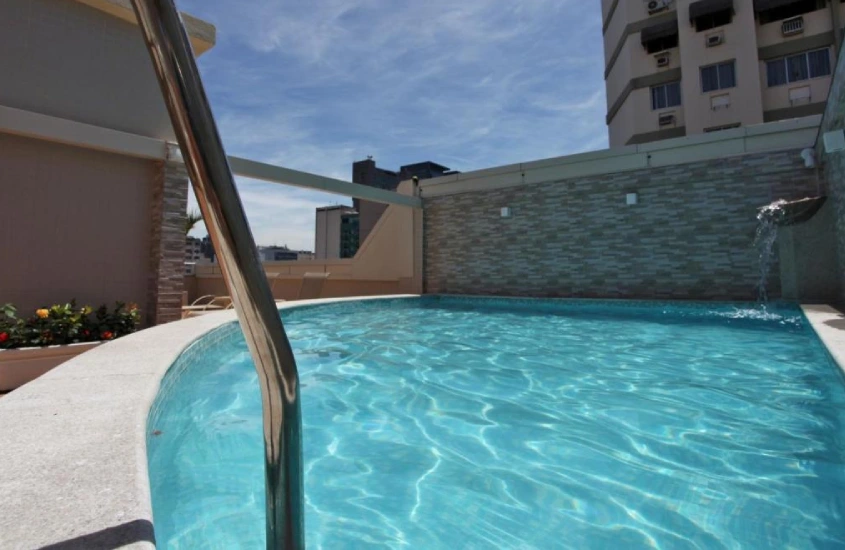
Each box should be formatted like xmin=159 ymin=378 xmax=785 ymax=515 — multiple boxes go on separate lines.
xmin=316 ymin=205 xmax=356 ymax=212
xmin=400 ymin=161 xmax=451 ymax=173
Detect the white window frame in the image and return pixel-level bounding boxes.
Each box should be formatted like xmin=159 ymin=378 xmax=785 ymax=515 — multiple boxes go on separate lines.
xmin=650 ymin=81 xmax=682 ymax=111
xmin=700 ymin=60 xmax=736 ymax=93
xmin=765 ymin=48 xmax=831 ymax=88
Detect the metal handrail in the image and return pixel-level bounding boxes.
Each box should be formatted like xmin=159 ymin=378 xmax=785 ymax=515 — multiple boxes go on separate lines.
xmin=129 ymin=1 xmax=304 ymax=548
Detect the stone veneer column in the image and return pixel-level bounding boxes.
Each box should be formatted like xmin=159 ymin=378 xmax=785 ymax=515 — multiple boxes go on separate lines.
xmin=147 ymin=144 xmax=188 ymax=325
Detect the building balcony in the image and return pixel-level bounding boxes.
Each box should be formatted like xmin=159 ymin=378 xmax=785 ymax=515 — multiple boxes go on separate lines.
xmin=756 ymin=7 xmax=832 ymax=49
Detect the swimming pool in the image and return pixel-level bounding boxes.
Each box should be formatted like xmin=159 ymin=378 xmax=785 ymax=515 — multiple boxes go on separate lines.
xmin=148 ymin=297 xmax=845 ymax=549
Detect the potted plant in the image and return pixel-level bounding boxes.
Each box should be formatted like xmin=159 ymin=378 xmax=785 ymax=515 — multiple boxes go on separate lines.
xmin=0 ymin=301 xmax=140 ymax=391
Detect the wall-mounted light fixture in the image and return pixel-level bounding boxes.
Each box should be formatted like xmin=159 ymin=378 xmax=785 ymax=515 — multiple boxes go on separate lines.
xmin=500 ymin=207 xmax=512 ymax=218
xmin=823 ymin=130 xmax=845 ymax=154
xmin=800 ymin=148 xmax=816 ymax=168
xmin=626 ymin=193 xmax=638 ymax=206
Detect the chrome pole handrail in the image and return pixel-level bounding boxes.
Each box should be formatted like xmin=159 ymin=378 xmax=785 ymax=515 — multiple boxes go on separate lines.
xmin=128 ymin=1 xmax=304 ymax=548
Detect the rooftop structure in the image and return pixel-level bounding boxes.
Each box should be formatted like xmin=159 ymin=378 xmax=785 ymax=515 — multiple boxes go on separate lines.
xmin=351 ymin=158 xmax=453 ymax=250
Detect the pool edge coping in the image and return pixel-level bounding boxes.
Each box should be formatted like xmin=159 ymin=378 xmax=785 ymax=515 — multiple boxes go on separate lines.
xmin=0 ymin=294 xmax=419 ymax=549
xmin=801 ymin=304 xmax=845 ymax=375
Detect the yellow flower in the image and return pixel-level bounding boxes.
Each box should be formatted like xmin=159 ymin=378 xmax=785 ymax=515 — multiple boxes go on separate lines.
xmin=36 ymin=309 xmax=49 ymax=319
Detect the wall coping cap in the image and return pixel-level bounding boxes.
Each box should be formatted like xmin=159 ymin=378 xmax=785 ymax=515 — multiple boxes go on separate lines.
xmin=419 ymin=116 xmax=822 ymax=197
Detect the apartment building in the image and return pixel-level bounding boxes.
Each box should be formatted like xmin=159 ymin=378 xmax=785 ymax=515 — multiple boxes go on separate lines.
xmin=314 ymin=205 xmax=360 ymax=260
xmin=603 ymin=0 xmax=842 ymax=146
xmin=185 ymin=236 xmax=203 ymax=262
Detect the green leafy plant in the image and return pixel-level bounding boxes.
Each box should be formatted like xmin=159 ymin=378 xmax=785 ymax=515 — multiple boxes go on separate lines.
xmin=186 ymin=209 xmax=203 ymax=235
xmin=0 ymin=301 xmax=140 ymax=350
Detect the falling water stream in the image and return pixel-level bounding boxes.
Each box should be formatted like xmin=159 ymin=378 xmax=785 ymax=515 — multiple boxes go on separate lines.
xmin=754 ymin=200 xmax=788 ymax=303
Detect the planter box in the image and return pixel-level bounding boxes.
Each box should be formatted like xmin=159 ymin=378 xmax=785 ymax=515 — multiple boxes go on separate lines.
xmin=0 ymin=342 xmax=101 ymax=391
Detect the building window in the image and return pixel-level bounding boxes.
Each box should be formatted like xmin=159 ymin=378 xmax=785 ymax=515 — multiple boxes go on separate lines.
xmin=757 ymin=0 xmax=825 ymax=25
xmin=651 ymin=82 xmax=682 ymax=110
xmin=641 ymin=20 xmax=679 ymax=54
xmin=694 ymin=9 xmax=733 ymax=32
xmin=766 ymin=48 xmax=831 ymax=87
xmin=701 ymin=61 xmax=736 ymax=92
xmin=645 ymin=33 xmax=679 ymax=54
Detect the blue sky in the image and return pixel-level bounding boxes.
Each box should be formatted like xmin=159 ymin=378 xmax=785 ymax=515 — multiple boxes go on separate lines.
xmin=179 ymin=0 xmax=608 ymax=250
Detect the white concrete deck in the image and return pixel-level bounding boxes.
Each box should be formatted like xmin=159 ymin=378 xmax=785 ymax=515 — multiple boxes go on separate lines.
xmin=0 ymin=295 xmax=417 ymax=549
xmin=802 ymin=304 xmax=845 ymax=375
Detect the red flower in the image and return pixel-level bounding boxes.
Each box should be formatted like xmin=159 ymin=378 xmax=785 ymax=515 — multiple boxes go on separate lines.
xmin=82 ymin=329 xmax=91 ymax=337
xmin=102 ymin=331 xmax=114 ymax=340
xmin=0 ymin=332 xmax=8 ymax=343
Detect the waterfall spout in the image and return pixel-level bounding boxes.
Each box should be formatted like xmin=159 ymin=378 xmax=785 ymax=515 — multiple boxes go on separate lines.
xmin=753 ymin=196 xmax=827 ymax=303
xmin=754 ymin=200 xmax=787 ymax=303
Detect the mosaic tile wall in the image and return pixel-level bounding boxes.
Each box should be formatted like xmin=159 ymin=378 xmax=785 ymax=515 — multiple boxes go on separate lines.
xmin=819 ymin=41 xmax=845 ymax=306
xmin=424 ymin=149 xmax=819 ymax=300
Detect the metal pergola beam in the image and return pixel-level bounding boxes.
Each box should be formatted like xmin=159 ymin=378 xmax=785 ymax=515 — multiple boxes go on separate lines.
xmin=0 ymin=105 xmax=420 ymax=208
xmin=228 ymin=155 xmax=421 ymax=208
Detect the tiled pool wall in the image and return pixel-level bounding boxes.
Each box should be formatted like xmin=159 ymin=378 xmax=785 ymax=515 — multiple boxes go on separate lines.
xmin=424 ymin=148 xmax=819 ymax=301
xmin=148 ymin=319 xmax=241 ymax=429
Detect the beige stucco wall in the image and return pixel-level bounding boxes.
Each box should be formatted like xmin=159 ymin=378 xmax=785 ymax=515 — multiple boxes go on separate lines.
xmin=608 ymin=100 xmax=628 ymax=148
xmin=351 ymin=204 xmax=415 ymax=281
xmin=358 ymin=200 xmax=389 ymax=247
xmin=761 ymin=72 xmax=833 ymax=112
xmin=610 ymin=87 xmax=686 ymax=146
xmin=315 ymin=207 xmax=345 ymax=260
xmin=603 ymin=1 xmax=653 ymax=67
xmin=756 ymin=7 xmax=833 ymax=49
xmin=0 ymin=133 xmax=155 ymax=315
xmin=0 ymin=0 xmax=191 ymax=140
xmin=678 ymin=0 xmax=764 ymax=134
xmin=757 ymin=7 xmax=836 ymax=113
xmin=607 ymin=34 xmax=684 ymax=109
xmin=191 ymin=188 xmax=420 ymax=302
xmin=601 ymin=0 xmax=614 ymax=23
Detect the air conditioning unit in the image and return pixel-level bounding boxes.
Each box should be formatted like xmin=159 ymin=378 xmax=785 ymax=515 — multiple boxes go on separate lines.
xmin=711 ymin=94 xmax=730 ymax=110
xmin=706 ymin=33 xmax=724 ymax=47
xmin=655 ymin=53 xmax=670 ymax=68
xmin=658 ymin=113 xmax=676 ymax=126
xmin=782 ymin=16 xmax=804 ymax=36
xmin=789 ymin=85 xmax=811 ymax=105
xmin=646 ymin=0 xmax=671 ymax=15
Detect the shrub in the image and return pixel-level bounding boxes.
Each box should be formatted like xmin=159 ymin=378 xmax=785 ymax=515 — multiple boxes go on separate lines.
xmin=0 ymin=301 xmax=140 ymax=350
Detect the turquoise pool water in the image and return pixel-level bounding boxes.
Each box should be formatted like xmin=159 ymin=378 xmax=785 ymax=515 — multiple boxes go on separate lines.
xmin=148 ymin=297 xmax=845 ymax=549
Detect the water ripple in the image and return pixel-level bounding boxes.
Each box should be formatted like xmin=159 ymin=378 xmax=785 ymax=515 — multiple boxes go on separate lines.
xmin=148 ymin=299 xmax=845 ymax=549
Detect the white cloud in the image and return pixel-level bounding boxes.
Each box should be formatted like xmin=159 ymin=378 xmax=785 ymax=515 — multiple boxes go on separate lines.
xmin=179 ymin=0 xmax=608 ymax=249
